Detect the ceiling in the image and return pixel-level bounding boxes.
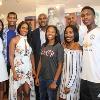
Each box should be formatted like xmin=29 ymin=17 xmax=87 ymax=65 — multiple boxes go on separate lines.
xmin=0 ymin=0 xmax=100 ymax=14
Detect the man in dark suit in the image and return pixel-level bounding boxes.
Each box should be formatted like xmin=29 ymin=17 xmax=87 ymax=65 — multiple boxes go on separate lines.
xmin=31 ymin=13 xmax=48 ymax=100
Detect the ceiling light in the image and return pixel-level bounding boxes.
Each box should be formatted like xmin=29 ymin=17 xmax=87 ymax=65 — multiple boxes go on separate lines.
xmin=77 ymin=4 xmax=82 ymax=11
xmin=77 ymin=4 xmax=82 ymax=8
xmin=0 ymin=0 xmax=2 ymax=6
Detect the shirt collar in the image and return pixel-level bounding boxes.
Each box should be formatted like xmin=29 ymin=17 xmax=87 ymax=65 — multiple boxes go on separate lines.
xmin=3 ymin=26 xmax=17 ymax=34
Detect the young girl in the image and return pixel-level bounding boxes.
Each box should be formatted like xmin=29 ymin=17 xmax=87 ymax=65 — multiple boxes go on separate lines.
xmin=59 ymin=25 xmax=82 ymax=100
xmin=9 ymin=21 xmax=36 ymax=100
xmin=0 ymin=20 xmax=8 ymax=99
xmin=35 ymin=25 xmax=64 ymax=100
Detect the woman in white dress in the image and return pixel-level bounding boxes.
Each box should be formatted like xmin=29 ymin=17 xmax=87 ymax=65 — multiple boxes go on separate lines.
xmin=0 ymin=20 xmax=8 ymax=99
xmin=59 ymin=25 xmax=82 ymax=100
xmin=9 ymin=21 xmax=36 ymax=100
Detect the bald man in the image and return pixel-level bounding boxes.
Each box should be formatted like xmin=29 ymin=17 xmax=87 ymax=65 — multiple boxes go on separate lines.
xmin=31 ymin=13 xmax=48 ymax=100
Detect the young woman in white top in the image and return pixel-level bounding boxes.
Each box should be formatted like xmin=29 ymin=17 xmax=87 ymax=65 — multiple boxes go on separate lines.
xmin=0 ymin=20 xmax=8 ymax=99
xmin=59 ymin=25 xmax=82 ymax=100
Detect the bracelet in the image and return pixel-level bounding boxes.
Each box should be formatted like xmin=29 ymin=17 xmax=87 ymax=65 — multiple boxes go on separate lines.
xmin=53 ymin=80 xmax=57 ymax=83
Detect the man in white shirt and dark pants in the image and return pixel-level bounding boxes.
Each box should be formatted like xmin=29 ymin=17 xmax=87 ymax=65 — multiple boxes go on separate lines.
xmin=80 ymin=6 xmax=100 ymax=100
xmin=31 ymin=13 xmax=48 ymax=100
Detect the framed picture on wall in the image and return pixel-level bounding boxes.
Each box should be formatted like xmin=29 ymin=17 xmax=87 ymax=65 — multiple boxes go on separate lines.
xmin=25 ymin=16 xmax=36 ymax=31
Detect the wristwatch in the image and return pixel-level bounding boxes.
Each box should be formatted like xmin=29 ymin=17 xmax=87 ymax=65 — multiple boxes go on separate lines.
xmin=53 ymin=80 xmax=57 ymax=83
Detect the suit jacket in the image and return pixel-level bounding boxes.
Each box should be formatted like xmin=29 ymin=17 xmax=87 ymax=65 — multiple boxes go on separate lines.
xmin=31 ymin=28 xmax=41 ymax=69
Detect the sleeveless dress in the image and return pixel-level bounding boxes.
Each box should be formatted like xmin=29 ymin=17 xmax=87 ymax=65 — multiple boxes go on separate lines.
xmin=9 ymin=35 xmax=36 ymax=100
xmin=60 ymin=49 xmax=82 ymax=100
xmin=0 ymin=38 xmax=8 ymax=82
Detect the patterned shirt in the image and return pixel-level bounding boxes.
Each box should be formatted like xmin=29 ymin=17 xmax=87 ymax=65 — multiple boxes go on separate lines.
xmin=3 ymin=26 xmax=17 ymax=64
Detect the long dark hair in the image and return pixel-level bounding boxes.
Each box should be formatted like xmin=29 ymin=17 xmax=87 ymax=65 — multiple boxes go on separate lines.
xmin=64 ymin=25 xmax=79 ymax=42
xmin=44 ymin=25 xmax=61 ymax=46
xmin=17 ymin=21 xmax=31 ymax=46
xmin=0 ymin=20 xmax=4 ymax=40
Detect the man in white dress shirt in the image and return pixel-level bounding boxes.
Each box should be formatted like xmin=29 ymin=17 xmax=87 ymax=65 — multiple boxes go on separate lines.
xmin=31 ymin=13 xmax=48 ymax=100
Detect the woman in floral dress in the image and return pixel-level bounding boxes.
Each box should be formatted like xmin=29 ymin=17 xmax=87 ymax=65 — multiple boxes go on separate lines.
xmin=9 ymin=21 xmax=36 ymax=100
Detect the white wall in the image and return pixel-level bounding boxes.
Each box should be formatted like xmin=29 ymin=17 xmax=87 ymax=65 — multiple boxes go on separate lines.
xmin=65 ymin=6 xmax=100 ymax=26
xmin=2 ymin=5 xmax=100 ymax=27
xmin=2 ymin=11 xmax=36 ymax=26
xmin=36 ymin=5 xmax=100 ymax=26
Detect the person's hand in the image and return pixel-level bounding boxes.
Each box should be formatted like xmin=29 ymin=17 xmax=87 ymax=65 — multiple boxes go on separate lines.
xmin=32 ymin=69 xmax=36 ymax=78
xmin=49 ymin=81 xmax=57 ymax=90
xmin=13 ymin=72 xmax=18 ymax=81
xmin=64 ymin=87 xmax=70 ymax=94
xmin=35 ymin=77 xmax=40 ymax=86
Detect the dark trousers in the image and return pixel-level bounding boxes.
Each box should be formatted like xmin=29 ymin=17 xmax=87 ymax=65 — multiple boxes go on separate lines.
xmin=39 ymin=78 xmax=58 ymax=100
xmin=80 ymin=79 xmax=100 ymax=100
xmin=35 ymin=84 xmax=48 ymax=100
xmin=35 ymin=86 xmax=40 ymax=100
xmin=7 ymin=62 xmax=11 ymax=75
xmin=5 ymin=62 xmax=10 ymax=97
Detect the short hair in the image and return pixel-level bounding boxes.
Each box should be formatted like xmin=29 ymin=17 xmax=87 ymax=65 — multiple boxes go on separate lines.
xmin=38 ymin=13 xmax=47 ymax=20
xmin=7 ymin=12 xmax=17 ymax=19
xmin=44 ymin=25 xmax=61 ymax=46
xmin=64 ymin=25 xmax=79 ymax=42
xmin=81 ymin=6 xmax=95 ymax=16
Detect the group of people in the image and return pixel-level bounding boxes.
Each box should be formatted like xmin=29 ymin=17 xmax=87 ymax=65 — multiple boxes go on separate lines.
xmin=0 ymin=5 xmax=100 ymax=100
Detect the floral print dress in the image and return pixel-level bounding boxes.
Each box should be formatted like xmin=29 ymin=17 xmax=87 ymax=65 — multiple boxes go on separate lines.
xmin=9 ymin=35 xmax=36 ymax=100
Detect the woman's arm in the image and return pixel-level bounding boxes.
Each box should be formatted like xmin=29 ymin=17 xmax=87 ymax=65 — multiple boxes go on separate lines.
xmin=30 ymin=53 xmax=36 ymax=78
xmin=49 ymin=44 xmax=64 ymax=89
xmin=35 ymin=57 xmax=42 ymax=86
xmin=54 ymin=44 xmax=64 ymax=82
xmin=36 ymin=57 xmax=42 ymax=78
xmin=9 ymin=38 xmax=18 ymax=80
xmin=54 ymin=62 xmax=63 ymax=82
xmin=49 ymin=62 xmax=63 ymax=90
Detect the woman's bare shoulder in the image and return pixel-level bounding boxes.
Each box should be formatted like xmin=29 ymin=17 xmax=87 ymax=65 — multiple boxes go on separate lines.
xmin=10 ymin=35 xmax=20 ymax=44
xmin=73 ymin=42 xmax=81 ymax=50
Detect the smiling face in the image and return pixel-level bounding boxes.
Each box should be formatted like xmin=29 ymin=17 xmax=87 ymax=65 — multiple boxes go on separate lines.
xmin=64 ymin=27 xmax=74 ymax=43
xmin=67 ymin=13 xmax=77 ymax=26
xmin=7 ymin=14 xmax=17 ymax=26
xmin=46 ymin=26 xmax=57 ymax=42
xmin=81 ymin=9 xmax=95 ymax=27
xmin=38 ymin=14 xmax=48 ymax=28
xmin=19 ymin=23 xmax=28 ymax=36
